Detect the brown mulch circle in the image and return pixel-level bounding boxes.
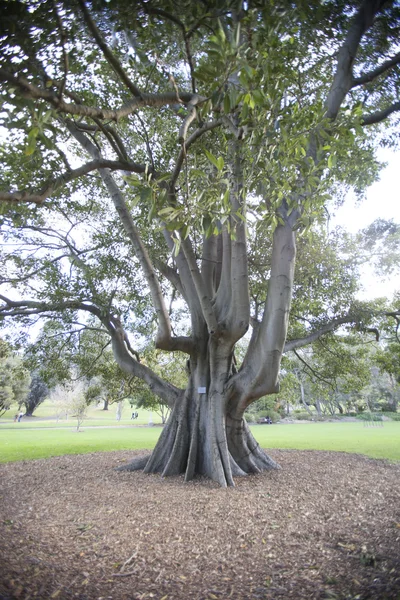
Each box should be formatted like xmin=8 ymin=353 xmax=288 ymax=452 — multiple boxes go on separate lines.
xmin=0 ymin=450 xmax=400 ymax=600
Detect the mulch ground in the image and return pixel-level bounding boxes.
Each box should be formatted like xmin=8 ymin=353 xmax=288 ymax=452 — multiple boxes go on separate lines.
xmin=0 ymin=449 xmax=399 ymax=600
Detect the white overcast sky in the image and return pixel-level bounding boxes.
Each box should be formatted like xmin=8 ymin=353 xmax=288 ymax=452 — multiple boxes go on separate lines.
xmin=332 ymin=147 xmax=399 ymax=300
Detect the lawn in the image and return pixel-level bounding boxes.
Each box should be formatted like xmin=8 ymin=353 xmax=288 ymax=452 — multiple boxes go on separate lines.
xmin=0 ymin=421 xmax=399 ymax=463
xmin=0 ymin=426 xmax=162 ymax=462
xmin=252 ymin=421 xmax=400 ymax=461
xmin=0 ymin=400 xmax=163 ymax=428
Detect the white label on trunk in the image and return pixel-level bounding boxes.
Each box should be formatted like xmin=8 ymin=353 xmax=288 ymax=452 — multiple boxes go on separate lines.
xmin=198 ymin=387 xmax=206 ymax=394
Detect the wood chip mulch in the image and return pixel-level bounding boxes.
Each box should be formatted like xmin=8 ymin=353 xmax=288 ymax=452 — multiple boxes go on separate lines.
xmin=0 ymin=449 xmax=399 ymax=600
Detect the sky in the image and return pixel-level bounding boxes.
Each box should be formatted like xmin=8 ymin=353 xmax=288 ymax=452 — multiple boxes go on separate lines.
xmin=331 ymin=148 xmax=399 ymax=300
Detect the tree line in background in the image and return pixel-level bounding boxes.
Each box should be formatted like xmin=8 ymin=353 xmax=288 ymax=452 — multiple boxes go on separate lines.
xmin=1 ymin=316 xmax=399 ymax=424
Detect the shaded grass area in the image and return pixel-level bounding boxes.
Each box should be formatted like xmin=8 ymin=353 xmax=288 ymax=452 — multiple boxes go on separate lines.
xmin=0 ymin=421 xmax=399 ymax=463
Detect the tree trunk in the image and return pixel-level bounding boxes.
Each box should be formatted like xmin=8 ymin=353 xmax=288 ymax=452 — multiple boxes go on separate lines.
xmin=102 ymin=399 xmax=109 ymax=411
xmin=118 ymin=346 xmax=279 ymax=487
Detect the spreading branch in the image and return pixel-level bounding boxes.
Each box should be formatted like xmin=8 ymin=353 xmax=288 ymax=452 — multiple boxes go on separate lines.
xmin=325 ymin=0 xmax=387 ymax=120
xmin=0 ymin=68 xmax=201 ymax=121
xmin=66 ymin=120 xmax=194 ymax=355
xmin=352 ymin=51 xmax=400 ymax=87
xmin=361 ymin=101 xmax=400 ymax=125
xmin=284 ymin=309 xmax=400 ymax=352
xmin=0 ymin=159 xmax=154 ymax=205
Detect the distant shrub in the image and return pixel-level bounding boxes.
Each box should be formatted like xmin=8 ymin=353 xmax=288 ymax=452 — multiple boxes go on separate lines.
xmin=244 ymin=413 xmax=257 ymax=423
xmin=260 ymin=409 xmax=280 ymax=423
xmin=382 ymin=412 xmax=400 ymax=421
xmin=294 ymin=411 xmax=314 ymax=420
xmin=379 ymin=403 xmax=398 ymax=413
xmin=245 ymin=409 xmax=281 ymax=423
xmin=356 ymin=413 xmax=383 ymax=422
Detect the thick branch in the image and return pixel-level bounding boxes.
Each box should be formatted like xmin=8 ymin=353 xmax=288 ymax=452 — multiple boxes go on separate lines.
xmin=66 ymin=121 xmax=193 ymax=355
xmin=110 ymin=325 xmax=181 ymax=408
xmin=352 ymin=51 xmax=400 ymax=87
xmin=0 ymin=294 xmax=106 ymax=324
xmin=238 ymin=223 xmax=296 ymax=403
xmin=181 ymin=237 xmax=218 ymax=334
xmin=201 ymin=234 xmax=219 ymax=299
xmin=325 ymin=0 xmax=387 ymax=120
xmin=0 ymin=159 xmax=152 ymax=205
xmin=284 ymin=316 xmax=354 ymax=352
xmin=361 ymin=100 xmax=400 ymax=125
xmin=162 ymin=229 xmax=203 ymax=326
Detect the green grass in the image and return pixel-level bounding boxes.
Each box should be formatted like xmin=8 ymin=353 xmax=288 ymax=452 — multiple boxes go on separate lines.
xmin=0 ymin=421 xmax=399 ymax=464
xmin=252 ymin=421 xmax=400 ymax=461
xmin=0 ymin=426 xmax=162 ymax=462
xmin=0 ymin=401 xmax=163 ymax=428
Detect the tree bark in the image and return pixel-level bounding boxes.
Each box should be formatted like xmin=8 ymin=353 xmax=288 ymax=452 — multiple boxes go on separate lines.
xmin=118 ymin=341 xmax=279 ymax=487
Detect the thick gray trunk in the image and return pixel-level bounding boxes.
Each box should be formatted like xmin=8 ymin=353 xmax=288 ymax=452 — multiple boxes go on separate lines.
xmin=118 ymin=358 xmax=279 ymax=487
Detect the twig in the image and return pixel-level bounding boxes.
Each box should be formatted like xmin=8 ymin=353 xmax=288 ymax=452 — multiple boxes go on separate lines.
xmin=111 ymin=569 xmax=138 ymax=577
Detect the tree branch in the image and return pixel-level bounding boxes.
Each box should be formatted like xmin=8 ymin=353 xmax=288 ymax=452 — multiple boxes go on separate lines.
xmin=77 ymin=0 xmax=143 ymax=99
xmin=0 ymin=159 xmax=153 ymax=205
xmin=284 ymin=317 xmax=354 ymax=352
xmin=180 ymin=237 xmax=218 ymax=334
xmin=0 ymin=68 xmax=201 ymax=121
xmin=325 ymin=0 xmax=387 ymax=120
xmin=154 ymin=258 xmax=186 ymax=300
xmin=66 ymin=120 xmax=194 ymax=355
xmin=239 ymin=223 xmax=296 ymax=400
xmin=170 ymin=119 xmax=223 ymax=187
xmin=352 ymin=51 xmax=400 ymax=87
xmin=0 ymin=294 xmax=107 ymax=324
xmin=361 ymin=100 xmax=400 ymax=125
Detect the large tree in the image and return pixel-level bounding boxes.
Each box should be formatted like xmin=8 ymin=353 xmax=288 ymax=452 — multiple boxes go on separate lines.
xmin=22 ymin=372 xmax=49 ymax=416
xmin=1 ymin=0 xmax=400 ymax=485
xmin=0 ymin=339 xmax=31 ymax=416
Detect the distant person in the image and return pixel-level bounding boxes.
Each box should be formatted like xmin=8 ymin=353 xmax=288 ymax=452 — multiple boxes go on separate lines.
xmin=14 ymin=414 xmax=18 ymax=423
xmin=17 ymin=411 xmax=23 ymax=422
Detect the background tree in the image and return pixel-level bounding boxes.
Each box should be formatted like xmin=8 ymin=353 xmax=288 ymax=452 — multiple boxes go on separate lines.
xmin=1 ymin=0 xmax=400 ymax=485
xmin=50 ymin=381 xmax=88 ymax=431
xmin=21 ymin=372 xmax=49 ymax=416
xmin=0 ymin=339 xmax=31 ymax=416
xmin=132 ymin=349 xmax=188 ymax=423
xmin=374 ymin=343 xmax=400 ymax=411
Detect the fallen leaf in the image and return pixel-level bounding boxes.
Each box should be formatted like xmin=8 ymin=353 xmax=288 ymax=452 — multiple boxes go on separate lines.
xmin=338 ymin=542 xmax=356 ymax=552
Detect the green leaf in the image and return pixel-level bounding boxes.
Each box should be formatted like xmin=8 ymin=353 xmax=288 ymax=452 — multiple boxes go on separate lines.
xmin=24 ymin=137 xmax=36 ymax=156
xmin=173 ymin=237 xmax=181 ymax=257
xmin=204 ymin=149 xmax=221 ymax=170
xmin=223 ymin=93 xmax=231 ymax=114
